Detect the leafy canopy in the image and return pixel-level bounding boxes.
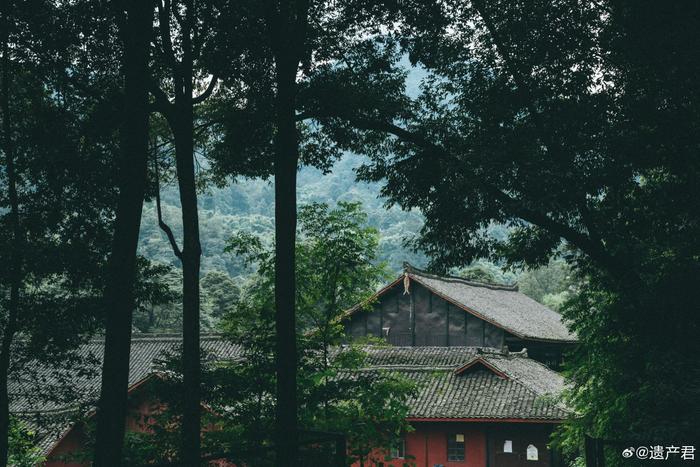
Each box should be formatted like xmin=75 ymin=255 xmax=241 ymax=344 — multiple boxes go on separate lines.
xmin=300 ymin=0 xmax=700 ymax=457
xmin=117 ymin=203 xmax=414 ymax=466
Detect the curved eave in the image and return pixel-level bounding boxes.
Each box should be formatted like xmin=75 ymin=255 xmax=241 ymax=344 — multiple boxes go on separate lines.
xmin=43 ymin=373 xmax=162 ymax=457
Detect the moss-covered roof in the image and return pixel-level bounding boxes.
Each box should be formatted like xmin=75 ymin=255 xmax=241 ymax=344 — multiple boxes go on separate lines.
xmin=350 ymin=264 xmax=577 ymax=343
xmin=355 ymin=345 xmax=569 ymax=421
xmin=11 ymin=337 xmax=568 ymax=456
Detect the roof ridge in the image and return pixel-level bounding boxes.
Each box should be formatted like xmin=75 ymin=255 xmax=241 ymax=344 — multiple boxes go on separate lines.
xmin=88 ymin=333 xmax=227 ymax=343
xmin=495 ymin=350 xmax=566 ymax=374
xmin=352 ymin=366 xmax=455 ymax=372
xmin=504 ymin=374 xmax=554 ymax=400
xmin=362 ymin=345 xmax=510 ymax=352
xmin=403 ymin=262 xmax=519 ymax=291
xmin=11 ymin=406 xmax=83 ymax=416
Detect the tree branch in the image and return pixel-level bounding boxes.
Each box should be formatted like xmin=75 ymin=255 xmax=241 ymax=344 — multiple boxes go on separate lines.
xmin=149 ymin=80 xmax=175 ymax=120
xmin=157 ymin=0 xmax=179 ymax=80
xmin=172 ymin=2 xmax=185 ymax=29
xmin=471 ymin=0 xmax=543 ymax=122
xmin=110 ymin=2 xmax=128 ymax=46
xmin=294 ymin=0 xmax=310 ymax=60
xmin=471 ymin=0 xmax=611 ymax=254
xmin=154 ymin=149 xmax=183 ymax=260
xmin=192 ymin=75 xmax=218 ymax=105
xmin=306 ymin=108 xmax=617 ymax=270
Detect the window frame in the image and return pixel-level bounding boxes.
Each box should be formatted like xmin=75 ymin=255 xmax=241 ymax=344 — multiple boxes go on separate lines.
xmin=447 ymin=433 xmax=466 ymax=462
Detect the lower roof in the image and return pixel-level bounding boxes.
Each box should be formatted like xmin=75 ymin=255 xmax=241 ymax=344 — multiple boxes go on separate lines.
xmin=9 ymin=334 xmax=243 ymax=414
xmin=356 ymin=346 xmax=569 ymax=421
xmin=11 ymin=337 xmax=569 ymax=455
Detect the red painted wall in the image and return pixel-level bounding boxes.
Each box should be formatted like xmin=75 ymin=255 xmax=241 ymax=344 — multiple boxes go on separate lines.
xmin=350 ymin=421 xmax=556 ymax=467
xmin=405 ymin=424 xmax=486 ymax=467
xmin=43 ymin=382 xmax=235 ymax=467
xmin=44 ymin=427 xmax=89 ymax=467
xmin=44 ymin=389 xmax=555 ymax=467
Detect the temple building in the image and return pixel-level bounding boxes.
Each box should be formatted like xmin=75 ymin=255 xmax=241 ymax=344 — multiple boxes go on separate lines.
xmin=10 ymin=264 xmax=576 ymax=466
xmin=344 ymin=264 xmax=577 ymax=368
xmin=342 ymin=264 xmax=575 ymax=466
xmin=9 ymin=336 xmax=242 ymax=466
xmin=349 ymin=346 xmax=568 ymax=467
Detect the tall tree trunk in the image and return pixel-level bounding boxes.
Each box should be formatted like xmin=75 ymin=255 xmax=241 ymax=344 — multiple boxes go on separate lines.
xmin=152 ymin=0 xmax=202 ymax=460
xmin=0 ymin=2 xmax=22 ymax=464
xmin=92 ymin=1 xmax=152 ymax=465
xmin=174 ymin=111 xmax=202 ymax=465
xmin=272 ymin=48 xmax=301 ymax=467
xmin=267 ymin=2 xmax=308 ymax=463
xmin=176 ymin=0 xmax=202 ymax=462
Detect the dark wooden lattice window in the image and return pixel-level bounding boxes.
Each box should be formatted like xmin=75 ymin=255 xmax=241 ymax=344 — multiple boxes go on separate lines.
xmin=447 ymin=433 xmax=465 ymax=461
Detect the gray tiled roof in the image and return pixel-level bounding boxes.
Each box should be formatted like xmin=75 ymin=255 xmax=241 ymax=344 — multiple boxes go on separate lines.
xmin=10 ymin=334 xmax=243 ymax=455
xmin=404 ymin=265 xmax=577 ymax=342
xmin=19 ymin=416 xmax=76 ymax=458
xmin=357 ymin=346 xmax=568 ymax=420
xmin=12 ymin=338 xmax=567 ymax=456
xmin=9 ymin=334 xmax=243 ymax=414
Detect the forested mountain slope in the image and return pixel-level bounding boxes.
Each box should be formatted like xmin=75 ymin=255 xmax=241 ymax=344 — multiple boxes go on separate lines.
xmin=138 ymin=154 xmax=427 ymax=279
xmin=134 ymin=59 xmax=570 ymax=333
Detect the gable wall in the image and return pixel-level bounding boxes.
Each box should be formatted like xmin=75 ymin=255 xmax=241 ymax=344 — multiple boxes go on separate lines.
xmin=346 ymin=282 xmax=505 ymax=349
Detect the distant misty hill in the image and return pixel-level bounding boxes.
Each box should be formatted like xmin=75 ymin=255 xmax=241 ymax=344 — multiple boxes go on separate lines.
xmin=137 ymin=62 xmax=509 ymax=281
xmin=138 ymin=58 xmax=433 ymax=278
xmin=138 ymin=154 xmax=428 ymax=279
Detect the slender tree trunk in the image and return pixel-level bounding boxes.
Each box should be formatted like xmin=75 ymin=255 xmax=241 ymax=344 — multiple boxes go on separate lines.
xmin=273 ymin=51 xmax=300 ymax=466
xmin=92 ymin=1 xmax=151 ymax=464
xmin=175 ymin=1 xmax=202 ymax=462
xmin=152 ymin=0 xmax=202 ymax=460
xmin=0 ymin=3 xmax=22 ymax=464
xmin=322 ymin=274 xmax=338 ymax=421
xmin=267 ymin=2 xmax=308 ymax=463
xmin=173 ymin=110 xmax=202 ymax=465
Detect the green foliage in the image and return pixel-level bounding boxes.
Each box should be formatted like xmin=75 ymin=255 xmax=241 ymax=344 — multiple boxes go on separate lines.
xmin=138 ymin=155 xmax=428 ymax=278
xmin=1 ymin=35 xmax=118 ymax=344
xmin=6 ymin=1 xmax=699 ymax=463
xmin=223 ymin=201 xmax=390 ymax=337
xmin=132 ymin=267 xmax=241 ymax=333
xmin=295 ymin=202 xmax=391 ymax=334
xmin=554 ymin=265 xmax=700 ymax=465
xmin=218 ymin=202 xmax=413 ymax=465
xmin=453 ymin=259 xmax=517 ymax=286
xmin=7 ymin=418 xmax=44 ymax=467
xmin=303 ymin=0 xmax=700 ymax=459
xmin=120 ymin=202 xmax=415 ymax=465
xmin=301 ymin=347 xmax=417 ymax=466
xmin=131 ymin=258 xmax=181 ymax=333
xmin=200 ymin=270 xmax=240 ymax=324
xmin=452 ymin=258 xmax=574 ymax=312
xmin=1 ymin=3 xmax=132 ymax=461
xmin=517 ymin=259 xmax=575 ymax=311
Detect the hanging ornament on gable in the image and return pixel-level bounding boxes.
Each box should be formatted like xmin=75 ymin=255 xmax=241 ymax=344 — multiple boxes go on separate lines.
xmin=403 ymin=273 xmax=410 ymax=295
